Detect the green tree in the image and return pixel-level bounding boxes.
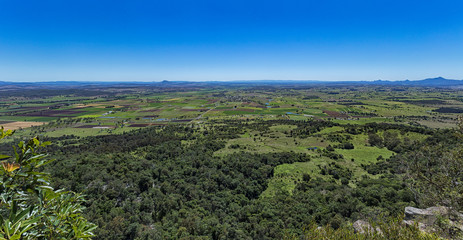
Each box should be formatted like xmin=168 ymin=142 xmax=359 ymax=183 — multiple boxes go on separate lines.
xmin=0 ymin=127 xmax=96 ymax=239
xmin=368 ymin=133 xmax=383 ymax=147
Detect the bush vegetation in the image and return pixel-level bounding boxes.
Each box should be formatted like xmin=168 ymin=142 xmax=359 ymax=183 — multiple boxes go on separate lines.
xmin=0 ymin=127 xmax=96 ymax=239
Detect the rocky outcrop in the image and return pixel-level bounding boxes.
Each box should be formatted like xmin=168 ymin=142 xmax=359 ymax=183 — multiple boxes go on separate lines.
xmin=353 ymin=220 xmax=371 ymax=234
xmin=404 ymin=206 xmax=447 ymax=226
xmin=353 ymin=220 xmax=381 ymax=234
xmin=351 ymin=206 xmax=463 ymax=238
xmin=404 ymin=206 xmax=463 ymax=235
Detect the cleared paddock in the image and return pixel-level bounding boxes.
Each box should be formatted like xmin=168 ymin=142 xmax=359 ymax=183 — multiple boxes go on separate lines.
xmin=1 ymin=121 xmax=45 ymax=130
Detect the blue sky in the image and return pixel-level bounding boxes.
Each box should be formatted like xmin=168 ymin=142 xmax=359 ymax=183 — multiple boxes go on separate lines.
xmin=0 ymin=0 xmax=462 ymax=82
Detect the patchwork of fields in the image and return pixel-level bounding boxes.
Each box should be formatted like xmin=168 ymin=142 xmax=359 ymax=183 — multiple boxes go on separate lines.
xmin=1 ymin=84 xmax=462 ymax=134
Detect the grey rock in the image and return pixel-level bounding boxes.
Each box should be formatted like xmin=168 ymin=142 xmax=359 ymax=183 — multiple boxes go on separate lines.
xmin=353 ymin=220 xmax=380 ymax=234
xmin=404 ymin=206 xmax=463 ymax=235
xmin=404 ymin=206 xmax=448 ymax=225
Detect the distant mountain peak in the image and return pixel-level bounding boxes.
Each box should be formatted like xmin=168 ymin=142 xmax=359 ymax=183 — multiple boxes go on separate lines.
xmin=424 ymin=76 xmax=447 ymax=81
xmin=379 ymin=77 xmax=463 ymax=87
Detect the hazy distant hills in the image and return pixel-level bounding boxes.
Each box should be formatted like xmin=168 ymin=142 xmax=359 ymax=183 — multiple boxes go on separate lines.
xmin=1 ymin=77 xmax=463 ymax=88
xmin=367 ymin=77 xmax=463 ymax=87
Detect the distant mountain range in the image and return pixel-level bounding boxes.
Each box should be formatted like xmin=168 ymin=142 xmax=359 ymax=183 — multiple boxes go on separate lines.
xmin=366 ymin=77 xmax=463 ymax=87
xmin=1 ymin=77 xmax=463 ymax=88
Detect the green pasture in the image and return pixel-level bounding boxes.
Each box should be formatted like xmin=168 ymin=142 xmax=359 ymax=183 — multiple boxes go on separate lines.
xmin=317 ymin=126 xmax=344 ymax=134
xmin=332 ymin=117 xmax=394 ymax=125
xmin=42 ymin=127 xmax=140 ymax=138
xmin=214 ymin=129 xmax=328 ymax=156
xmin=260 ymin=157 xmax=330 ymax=198
xmin=335 ymin=134 xmax=394 ymax=165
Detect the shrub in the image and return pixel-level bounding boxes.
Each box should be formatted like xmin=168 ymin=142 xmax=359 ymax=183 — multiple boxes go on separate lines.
xmin=0 ymin=127 xmax=96 ymax=239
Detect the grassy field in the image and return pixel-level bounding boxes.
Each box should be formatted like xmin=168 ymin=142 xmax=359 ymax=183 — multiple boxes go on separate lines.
xmin=335 ymin=134 xmax=394 ymax=165
xmin=259 ymin=133 xmax=395 ymax=198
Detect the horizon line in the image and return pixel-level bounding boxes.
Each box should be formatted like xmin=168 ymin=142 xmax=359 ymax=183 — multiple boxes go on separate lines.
xmin=0 ymin=76 xmax=460 ymax=83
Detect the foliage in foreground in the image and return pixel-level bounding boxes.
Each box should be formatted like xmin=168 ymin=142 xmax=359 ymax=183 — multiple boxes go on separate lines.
xmin=0 ymin=127 xmax=96 ymax=239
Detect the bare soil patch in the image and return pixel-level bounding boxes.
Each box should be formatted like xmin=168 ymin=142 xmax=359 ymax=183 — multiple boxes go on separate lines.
xmin=75 ymin=125 xmax=116 ymax=129
xmin=172 ymin=119 xmax=193 ymax=122
xmin=1 ymin=121 xmax=45 ymax=130
xmin=128 ymin=123 xmax=167 ymax=127
xmin=18 ymin=109 xmax=85 ymax=117
xmin=323 ymin=110 xmax=348 ymax=118
xmin=180 ymin=109 xmax=208 ymax=112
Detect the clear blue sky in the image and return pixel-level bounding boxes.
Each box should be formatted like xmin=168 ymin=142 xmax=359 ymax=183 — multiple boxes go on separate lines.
xmin=1 ymin=0 xmax=462 ymax=82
